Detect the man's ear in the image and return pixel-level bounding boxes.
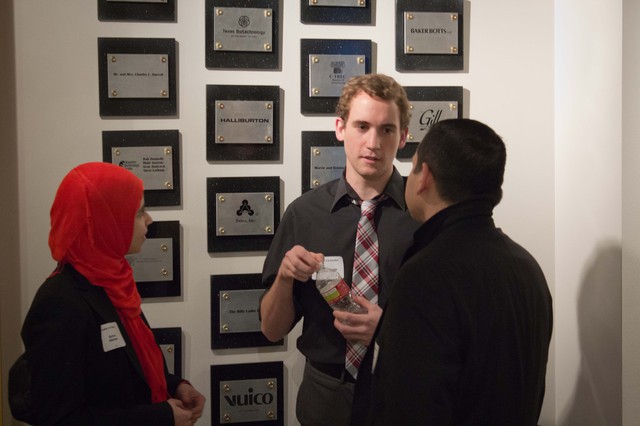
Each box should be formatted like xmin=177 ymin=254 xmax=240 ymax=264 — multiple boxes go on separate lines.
xmin=398 ymin=127 xmax=408 ymax=149
xmin=335 ymin=118 xmax=345 ymax=142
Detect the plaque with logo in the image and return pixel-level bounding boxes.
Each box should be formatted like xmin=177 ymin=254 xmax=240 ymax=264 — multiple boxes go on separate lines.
xmin=152 ymin=327 xmax=182 ymax=377
xmin=205 ymin=0 xmax=280 ymax=70
xmin=396 ymin=86 xmax=464 ymax=159
xmin=207 ymin=177 xmax=280 ymax=253
xmin=98 ymin=38 xmax=177 ymax=116
xmin=300 ymin=0 xmax=372 ymax=25
xmin=125 ymin=220 xmax=181 ymax=298
xmin=211 ymin=362 xmax=284 ymax=425
xmin=102 ymin=130 xmax=181 ymax=206
xmin=396 ymin=0 xmax=464 ymax=71
xmin=301 ymin=39 xmax=372 ymax=115
xmin=98 ymin=0 xmax=176 ymax=22
xmin=211 ymin=274 xmax=282 ymax=349
xmin=301 ymin=131 xmax=345 ymax=193
xmin=206 ymin=85 xmax=281 ymax=161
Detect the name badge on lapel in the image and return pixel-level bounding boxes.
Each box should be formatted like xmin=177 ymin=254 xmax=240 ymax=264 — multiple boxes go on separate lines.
xmin=101 ymin=322 xmax=126 ymax=352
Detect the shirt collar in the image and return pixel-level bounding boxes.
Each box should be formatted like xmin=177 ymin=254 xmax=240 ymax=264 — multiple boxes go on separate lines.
xmin=330 ymin=167 xmax=407 ymax=212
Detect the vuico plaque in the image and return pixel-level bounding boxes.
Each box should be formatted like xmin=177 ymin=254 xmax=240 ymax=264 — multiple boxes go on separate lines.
xmin=211 ymin=273 xmax=281 ymax=349
xmin=397 ymin=86 xmax=464 ymax=160
xmin=207 ymin=176 xmax=280 ymax=253
xmin=301 ymin=0 xmax=372 ymax=25
xmin=98 ymin=0 xmax=176 ymax=22
xmin=206 ymin=1 xmax=280 ymax=69
xmin=215 ymin=100 xmax=274 ymax=145
xmin=211 ymin=362 xmax=284 ymax=425
xmin=301 ymin=39 xmax=372 ymax=114
xmin=301 ymin=131 xmax=345 ymax=193
xmin=125 ymin=220 xmax=181 ymax=298
xmin=151 ymin=327 xmax=182 ymax=377
xmin=396 ymin=0 xmax=464 ymax=71
xmin=102 ymin=129 xmax=181 ymax=206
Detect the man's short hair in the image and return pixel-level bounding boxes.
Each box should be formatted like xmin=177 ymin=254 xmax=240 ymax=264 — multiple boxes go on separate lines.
xmin=335 ymin=74 xmax=411 ymax=130
xmin=414 ymin=119 xmax=507 ymax=206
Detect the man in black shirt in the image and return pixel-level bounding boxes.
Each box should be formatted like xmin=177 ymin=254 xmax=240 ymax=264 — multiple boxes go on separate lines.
xmin=260 ymin=74 xmax=418 ymax=426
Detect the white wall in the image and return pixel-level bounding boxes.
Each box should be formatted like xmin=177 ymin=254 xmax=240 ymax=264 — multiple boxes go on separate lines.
xmin=2 ymin=0 xmax=628 ymax=424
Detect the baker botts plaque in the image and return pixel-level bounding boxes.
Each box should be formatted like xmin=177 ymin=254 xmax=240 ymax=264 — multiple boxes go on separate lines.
xmin=216 ymin=192 xmax=275 ymax=237
xmin=213 ymin=7 xmax=273 ymax=53
xmin=407 ymin=101 xmax=458 ymax=143
xmin=112 ymin=146 xmax=174 ymax=191
xmin=309 ymin=54 xmax=365 ymax=98
xmin=404 ymin=12 xmax=459 ymax=55
xmin=107 ymin=54 xmax=169 ymax=98
xmin=219 ymin=289 xmax=262 ymax=334
xmin=310 ymin=146 xmax=345 ymax=189
xmin=215 ymin=100 xmax=274 ymax=144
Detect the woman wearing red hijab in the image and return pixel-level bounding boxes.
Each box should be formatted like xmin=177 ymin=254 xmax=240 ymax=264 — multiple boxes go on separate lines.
xmin=20 ymin=162 xmax=204 ymax=425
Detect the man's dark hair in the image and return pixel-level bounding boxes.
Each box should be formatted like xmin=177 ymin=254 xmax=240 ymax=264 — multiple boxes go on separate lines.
xmin=413 ymin=118 xmax=506 ymax=206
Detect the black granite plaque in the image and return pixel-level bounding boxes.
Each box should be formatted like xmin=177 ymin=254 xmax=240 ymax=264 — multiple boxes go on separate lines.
xmin=152 ymin=327 xmax=182 ymax=377
xmin=205 ymin=0 xmax=280 ymax=70
xmin=211 ymin=362 xmax=284 ymax=425
xmin=301 ymin=131 xmax=345 ymax=193
xmin=211 ymin=274 xmax=282 ymax=349
xmin=98 ymin=38 xmax=177 ymax=117
xmin=396 ymin=86 xmax=464 ymax=160
xmin=126 ymin=220 xmax=181 ymax=298
xmin=206 ymin=85 xmax=281 ymax=162
xmin=98 ymin=0 xmax=177 ymax=22
xmin=301 ymin=39 xmax=372 ymax=115
xmin=103 ymin=130 xmax=181 ymax=206
xmin=300 ymin=0 xmax=373 ymax=25
xmin=396 ymin=0 xmax=464 ymax=71
xmin=207 ymin=177 xmax=280 ymax=253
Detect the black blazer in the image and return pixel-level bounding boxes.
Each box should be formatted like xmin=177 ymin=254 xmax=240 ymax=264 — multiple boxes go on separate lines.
xmin=22 ymin=265 xmax=181 ymax=425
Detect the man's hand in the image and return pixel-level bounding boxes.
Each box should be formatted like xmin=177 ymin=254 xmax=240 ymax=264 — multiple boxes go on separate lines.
xmin=174 ymin=382 xmax=206 ymax=422
xmin=277 ymin=245 xmax=324 ymax=283
xmin=168 ymin=398 xmax=194 ymax=426
xmin=332 ymin=295 xmax=383 ymax=346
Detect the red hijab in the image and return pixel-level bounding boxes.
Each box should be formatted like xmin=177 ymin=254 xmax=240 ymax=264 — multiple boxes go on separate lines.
xmin=48 ymin=162 xmax=167 ymax=403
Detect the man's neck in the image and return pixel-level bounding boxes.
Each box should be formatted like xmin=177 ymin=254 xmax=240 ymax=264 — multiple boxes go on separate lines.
xmin=346 ymin=169 xmax=393 ymax=201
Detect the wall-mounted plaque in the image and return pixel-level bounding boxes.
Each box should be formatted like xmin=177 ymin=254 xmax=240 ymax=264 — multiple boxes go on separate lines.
xmin=396 ymin=86 xmax=464 ymax=160
xmin=206 ymin=85 xmax=281 ymax=162
xmin=102 ymin=130 xmax=181 ymax=206
xmin=207 ymin=177 xmax=280 ymax=253
xmin=396 ymin=0 xmax=464 ymax=71
xmin=211 ymin=362 xmax=284 ymax=425
xmin=301 ymin=39 xmax=372 ymax=115
xmin=205 ymin=0 xmax=280 ymax=70
xmin=98 ymin=0 xmax=177 ymax=22
xmin=126 ymin=220 xmax=181 ymax=298
xmin=300 ymin=0 xmax=372 ymax=25
xmin=152 ymin=327 xmax=182 ymax=378
xmin=211 ymin=274 xmax=282 ymax=349
xmin=301 ymin=131 xmax=345 ymax=193
xmin=98 ymin=38 xmax=177 ymax=117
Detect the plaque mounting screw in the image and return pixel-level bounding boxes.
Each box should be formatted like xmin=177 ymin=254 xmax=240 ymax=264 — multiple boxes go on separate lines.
xmin=407 ymin=46 xmax=414 ymax=53
xmin=313 ymin=149 xmax=321 ymax=156
xmin=407 ymin=13 xmax=414 ymax=20
xmin=161 ymin=244 xmax=168 ymax=251
xmin=313 ymin=180 xmax=320 ymax=187
xmin=218 ymin=102 xmax=225 ymax=109
xmin=312 ymin=0 xmax=318 ymax=4
xmin=223 ymin=384 xmax=231 ymax=392
xmin=218 ymin=136 xmax=225 ymax=142
xmin=114 ymin=149 xmax=121 ymax=156
xmin=222 ymin=324 xmax=229 ymax=332
xmin=450 ymin=103 xmax=457 ymax=110
xmin=219 ymin=227 xmax=226 ymax=234
xmin=267 ymin=411 xmax=275 ymax=419
xmin=166 ymin=346 xmax=173 ymax=353
xmin=165 ymin=148 xmax=172 ymax=155
xmin=265 ymin=136 xmax=272 ymax=142
xmin=112 ymin=90 xmax=118 ymax=97
xmin=357 ymin=57 xmax=364 ymax=64
xmin=451 ymin=46 xmax=458 ymax=54
xmin=161 ymin=56 xmax=167 ymax=63
xmin=267 ymin=381 xmax=275 ymax=389
xmin=312 ymin=56 xmax=319 ymax=64
xmin=161 ymin=90 xmax=168 ymax=97
xmin=216 ymin=42 xmax=223 ymax=50
xmin=409 ymin=104 xmax=414 ymax=110
xmin=165 ymin=182 xmax=173 ymax=190
xmin=265 ymin=226 xmax=273 ymax=233
xmin=111 ymin=56 xmax=117 ymax=62
xmin=161 ymin=268 xmax=168 ymax=276
xmin=264 ymin=44 xmax=271 ymax=51
xmin=313 ymin=88 xmax=320 ymax=95
xmin=218 ymin=195 xmax=225 ymax=202
xmin=265 ymin=103 xmax=272 ymax=109
xmin=408 ymin=134 xmax=414 ymax=141
xmin=223 ymin=413 xmax=231 ymax=422
xmin=265 ymin=10 xmax=272 ymax=17
xmin=451 ymin=14 xmax=458 ymax=21
xmin=265 ymin=194 xmax=272 ymax=202
xmin=216 ymin=8 xmax=223 ymax=15
xmin=222 ymin=292 xmax=230 ymax=300
xmin=359 ymin=0 xmax=365 ymax=5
